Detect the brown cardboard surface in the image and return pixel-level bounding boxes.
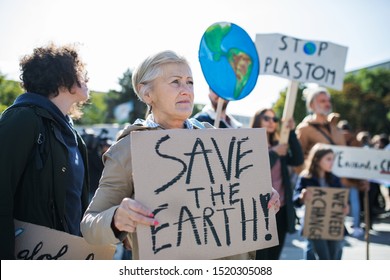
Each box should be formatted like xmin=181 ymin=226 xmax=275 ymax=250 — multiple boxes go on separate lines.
xmin=14 ymin=220 xmax=115 ymax=260
xmin=302 ymin=187 xmax=349 ymax=241
xmin=131 ymin=128 xmax=278 ymax=259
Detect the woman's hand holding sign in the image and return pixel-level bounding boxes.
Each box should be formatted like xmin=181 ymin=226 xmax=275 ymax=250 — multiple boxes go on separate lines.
xmin=81 ymin=48 xmax=281 ymax=260
xmin=269 ymin=188 xmax=281 ymax=213
xmin=113 ymin=198 xmax=158 ymax=233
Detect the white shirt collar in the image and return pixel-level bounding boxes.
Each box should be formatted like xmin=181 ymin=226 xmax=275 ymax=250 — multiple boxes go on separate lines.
xmin=201 ymin=105 xmax=242 ymax=128
xmin=134 ymin=114 xmax=194 ymax=129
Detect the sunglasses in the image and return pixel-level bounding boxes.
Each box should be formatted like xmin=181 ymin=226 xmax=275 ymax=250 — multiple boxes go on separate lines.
xmin=262 ymin=115 xmax=279 ymax=122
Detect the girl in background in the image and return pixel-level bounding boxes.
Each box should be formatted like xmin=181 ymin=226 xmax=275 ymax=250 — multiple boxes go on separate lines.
xmin=293 ymin=143 xmax=349 ymax=260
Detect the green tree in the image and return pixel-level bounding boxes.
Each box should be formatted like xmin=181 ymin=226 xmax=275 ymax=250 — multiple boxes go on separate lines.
xmin=273 ymin=83 xmax=307 ymax=124
xmin=0 ymin=73 xmax=23 ymax=113
xmin=75 ymin=91 xmax=108 ymax=125
xmin=104 ymin=69 xmax=147 ymax=124
xmin=333 ymin=68 xmax=390 ymax=134
xmin=190 ymin=103 xmax=205 ymax=118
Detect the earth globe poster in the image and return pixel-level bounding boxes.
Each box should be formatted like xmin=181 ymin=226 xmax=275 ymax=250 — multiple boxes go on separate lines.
xmin=198 ymin=22 xmax=260 ymax=101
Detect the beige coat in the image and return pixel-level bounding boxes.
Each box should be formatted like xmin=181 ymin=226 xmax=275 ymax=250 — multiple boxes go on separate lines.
xmin=80 ymin=123 xmax=255 ymax=260
xmin=295 ymin=115 xmax=365 ymax=188
xmin=296 ymin=116 xmax=346 ymax=159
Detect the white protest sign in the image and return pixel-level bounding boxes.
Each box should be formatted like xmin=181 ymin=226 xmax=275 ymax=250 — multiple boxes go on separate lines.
xmin=14 ymin=220 xmax=115 ymax=260
xmin=131 ymin=128 xmax=278 ymax=260
xmin=323 ymin=144 xmax=390 ymax=181
xmin=255 ymin=33 xmax=348 ymax=90
xmin=303 ymin=187 xmax=349 ymax=241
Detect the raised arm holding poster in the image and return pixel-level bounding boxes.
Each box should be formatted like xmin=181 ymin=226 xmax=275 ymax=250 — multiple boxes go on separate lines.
xmin=131 ymin=128 xmax=278 ymax=260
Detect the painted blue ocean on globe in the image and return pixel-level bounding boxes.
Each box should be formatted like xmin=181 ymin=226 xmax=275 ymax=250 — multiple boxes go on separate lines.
xmin=199 ymin=22 xmax=260 ymax=101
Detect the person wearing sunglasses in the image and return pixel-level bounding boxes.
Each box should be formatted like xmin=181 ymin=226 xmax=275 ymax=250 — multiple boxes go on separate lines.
xmin=250 ymin=108 xmax=304 ymax=260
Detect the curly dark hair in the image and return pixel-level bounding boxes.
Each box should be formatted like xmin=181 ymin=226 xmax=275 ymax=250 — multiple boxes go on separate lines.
xmin=19 ymin=42 xmax=87 ymax=98
xmin=19 ymin=42 xmax=88 ymax=118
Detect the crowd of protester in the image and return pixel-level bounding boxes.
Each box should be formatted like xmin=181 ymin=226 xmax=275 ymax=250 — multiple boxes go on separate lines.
xmin=1 ymin=43 xmax=389 ymax=260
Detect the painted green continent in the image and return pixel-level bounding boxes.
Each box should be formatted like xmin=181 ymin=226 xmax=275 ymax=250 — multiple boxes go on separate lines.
xmin=204 ymin=23 xmax=253 ymax=99
xmin=227 ymin=48 xmax=253 ymax=99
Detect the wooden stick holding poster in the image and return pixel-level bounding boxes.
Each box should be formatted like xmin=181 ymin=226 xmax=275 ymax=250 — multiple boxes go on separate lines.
xmin=364 ymin=188 xmax=370 ymax=260
xmin=279 ymin=80 xmax=299 ymax=144
xmin=213 ymin=97 xmax=224 ymax=128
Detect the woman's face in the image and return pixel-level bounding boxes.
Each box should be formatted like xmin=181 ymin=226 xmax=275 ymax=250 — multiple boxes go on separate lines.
xmin=71 ymin=74 xmax=90 ymax=103
xmin=318 ymin=152 xmax=334 ymax=173
xmin=145 ymin=63 xmax=194 ymax=127
xmin=260 ymin=110 xmax=278 ymax=134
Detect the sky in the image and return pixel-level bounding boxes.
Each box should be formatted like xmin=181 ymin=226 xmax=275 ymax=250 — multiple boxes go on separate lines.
xmin=0 ymin=0 xmax=389 ymax=117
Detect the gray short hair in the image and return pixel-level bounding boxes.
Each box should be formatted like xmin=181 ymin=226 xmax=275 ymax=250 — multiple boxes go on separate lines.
xmin=132 ymin=50 xmax=190 ymax=103
xmin=302 ymin=86 xmax=330 ymax=113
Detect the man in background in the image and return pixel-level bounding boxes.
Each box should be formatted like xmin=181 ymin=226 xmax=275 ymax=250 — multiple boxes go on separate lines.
xmin=194 ymin=88 xmax=242 ymax=128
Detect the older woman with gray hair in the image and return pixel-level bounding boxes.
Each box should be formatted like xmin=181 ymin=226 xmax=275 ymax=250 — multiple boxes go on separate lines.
xmin=80 ymin=50 xmax=280 ymax=260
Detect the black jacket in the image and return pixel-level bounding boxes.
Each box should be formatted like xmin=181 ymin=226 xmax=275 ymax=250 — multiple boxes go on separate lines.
xmin=268 ymin=130 xmax=304 ymax=233
xmin=0 ymin=105 xmax=89 ymax=259
xmin=293 ymin=174 xmax=343 ymax=207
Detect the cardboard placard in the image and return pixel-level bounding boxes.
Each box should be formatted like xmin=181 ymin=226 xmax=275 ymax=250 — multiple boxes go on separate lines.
xmin=303 ymin=187 xmax=349 ymax=241
xmin=255 ymin=33 xmax=348 ymax=90
xmin=323 ymin=144 xmax=390 ymax=181
xmin=14 ymin=220 xmax=115 ymax=260
xmin=131 ymin=128 xmax=278 ymax=259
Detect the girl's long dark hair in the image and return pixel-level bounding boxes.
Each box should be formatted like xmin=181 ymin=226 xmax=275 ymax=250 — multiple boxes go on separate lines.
xmin=305 ymin=143 xmax=334 ymax=185
xmin=249 ymin=108 xmax=279 ymax=146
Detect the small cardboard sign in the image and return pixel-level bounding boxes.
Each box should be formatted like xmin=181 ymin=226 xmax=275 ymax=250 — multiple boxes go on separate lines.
xmin=303 ymin=187 xmax=349 ymax=241
xmin=14 ymin=220 xmax=115 ymax=260
xmin=255 ymin=33 xmax=348 ymax=90
xmin=323 ymin=144 xmax=390 ymax=181
xmin=131 ymin=128 xmax=278 ymax=259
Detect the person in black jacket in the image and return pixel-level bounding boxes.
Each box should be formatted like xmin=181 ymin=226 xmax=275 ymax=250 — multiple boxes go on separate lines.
xmin=250 ymin=108 xmax=304 ymax=259
xmin=81 ymin=128 xmax=112 ymax=201
xmin=0 ymin=42 xmax=90 ymax=259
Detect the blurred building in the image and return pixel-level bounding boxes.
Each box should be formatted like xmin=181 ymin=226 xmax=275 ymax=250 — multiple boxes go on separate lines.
xmin=347 ymin=59 xmax=390 ymax=75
